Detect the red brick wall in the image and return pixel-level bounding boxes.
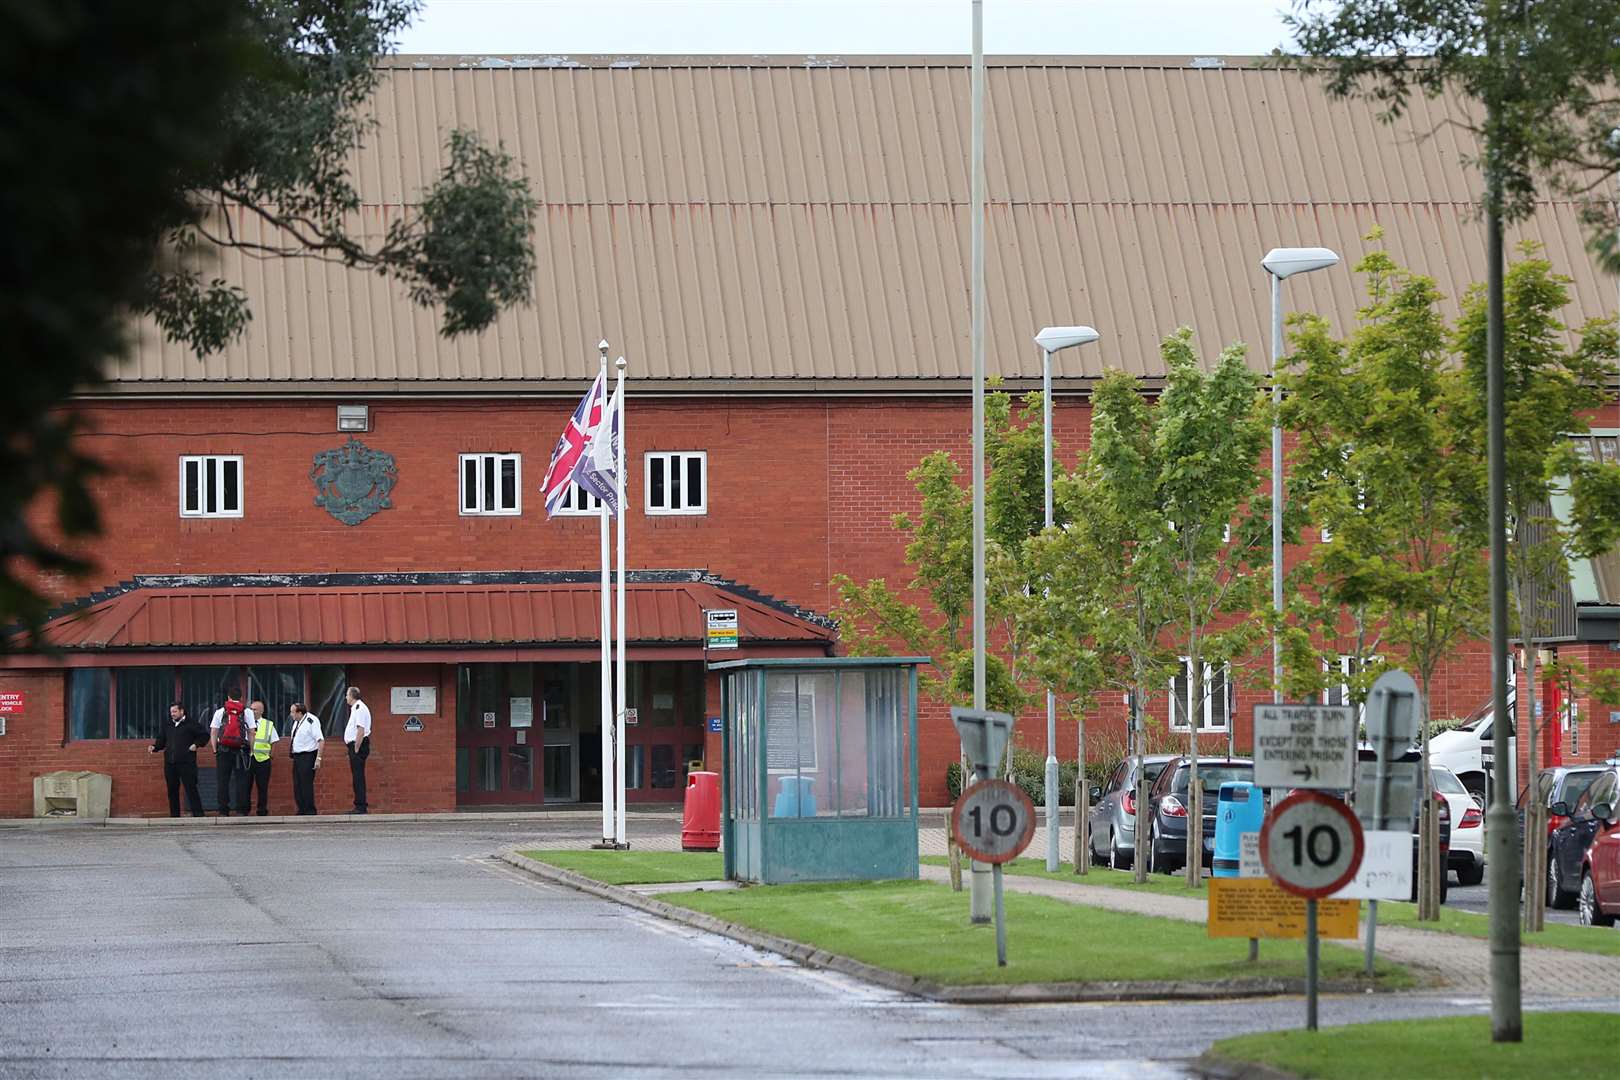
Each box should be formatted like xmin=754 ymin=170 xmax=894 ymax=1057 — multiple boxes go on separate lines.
xmin=7 ymin=395 xmax=1514 ymax=812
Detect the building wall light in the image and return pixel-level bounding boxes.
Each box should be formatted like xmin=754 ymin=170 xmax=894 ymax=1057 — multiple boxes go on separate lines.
xmin=337 ymin=405 xmax=370 ymax=432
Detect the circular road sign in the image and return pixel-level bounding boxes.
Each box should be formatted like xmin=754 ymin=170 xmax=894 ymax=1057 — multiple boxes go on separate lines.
xmin=1259 ymin=790 xmax=1365 ymax=899
xmin=952 ymin=779 xmax=1037 ymax=864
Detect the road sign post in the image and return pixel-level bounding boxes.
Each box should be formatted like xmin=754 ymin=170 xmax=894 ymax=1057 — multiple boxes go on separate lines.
xmin=1361 ymin=669 xmax=1419 ymax=973
xmin=951 ymin=706 xmax=1015 ymax=928
xmin=951 ymin=778 xmax=1035 ymax=967
xmin=1262 ymin=791 xmax=1365 ymax=1031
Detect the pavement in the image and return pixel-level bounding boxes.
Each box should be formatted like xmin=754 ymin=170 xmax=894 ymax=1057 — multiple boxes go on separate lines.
xmin=2 ymin=815 xmax=1614 ymax=1078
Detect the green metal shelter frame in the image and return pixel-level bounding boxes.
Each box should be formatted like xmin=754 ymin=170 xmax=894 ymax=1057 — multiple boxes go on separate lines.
xmin=712 ymin=656 xmax=925 ymax=884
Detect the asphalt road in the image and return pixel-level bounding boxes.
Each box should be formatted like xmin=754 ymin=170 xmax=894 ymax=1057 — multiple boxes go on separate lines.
xmin=1446 ymin=880 xmax=1586 ymax=926
xmin=1 ymin=820 xmax=1613 ymax=1079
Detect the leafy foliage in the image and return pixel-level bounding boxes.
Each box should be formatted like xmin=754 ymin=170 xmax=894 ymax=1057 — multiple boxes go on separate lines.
xmin=2 ymin=0 xmax=537 ymax=637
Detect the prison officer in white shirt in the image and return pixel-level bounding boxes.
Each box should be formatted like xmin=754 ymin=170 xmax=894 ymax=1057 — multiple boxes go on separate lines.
xmin=343 ymin=687 xmax=372 ymax=814
xmin=286 ymin=702 xmax=324 ymax=816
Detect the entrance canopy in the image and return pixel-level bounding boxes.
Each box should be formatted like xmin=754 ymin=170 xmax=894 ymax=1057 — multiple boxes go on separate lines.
xmin=16 ymin=573 xmax=834 ymax=662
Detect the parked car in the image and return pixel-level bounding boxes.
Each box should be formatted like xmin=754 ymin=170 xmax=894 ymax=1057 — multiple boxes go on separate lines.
xmin=1430 ymin=691 xmax=1516 ymax=802
xmin=1087 ymin=754 xmax=1177 ymax=870
xmin=1145 ymin=757 xmax=1254 ymax=874
xmin=1572 ymin=768 xmax=1620 ymax=927
xmin=1518 ymin=764 xmax=1607 ymax=909
xmin=1549 ymin=763 xmax=1620 ymax=913
xmin=1434 ymin=764 xmax=1484 ymax=886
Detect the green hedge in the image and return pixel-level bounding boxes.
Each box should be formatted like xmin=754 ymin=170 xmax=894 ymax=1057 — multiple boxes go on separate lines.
xmin=946 ymin=747 xmax=1119 ymax=805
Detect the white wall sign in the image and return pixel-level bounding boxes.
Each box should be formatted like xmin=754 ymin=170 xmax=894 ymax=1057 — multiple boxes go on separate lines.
xmin=1332 ymin=830 xmax=1412 ymax=900
xmin=1253 ymin=703 xmax=1355 ymax=790
xmin=0 ymin=716 xmax=7 ymax=737
xmin=510 ymin=697 xmax=534 ymax=728
xmin=482 ymin=712 xmax=497 ymax=728
xmin=390 ymin=686 xmax=437 ymax=715
xmin=1238 ymin=831 xmax=1264 ymax=878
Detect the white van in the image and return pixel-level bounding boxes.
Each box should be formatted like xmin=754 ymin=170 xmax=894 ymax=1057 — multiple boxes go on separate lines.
xmin=1429 ymin=691 xmax=1517 ymax=802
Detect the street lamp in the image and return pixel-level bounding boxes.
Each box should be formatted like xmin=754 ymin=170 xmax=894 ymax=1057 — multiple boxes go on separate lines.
xmin=1035 ymin=325 xmax=1100 ymax=872
xmin=1261 ymin=248 xmax=1338 ymax=708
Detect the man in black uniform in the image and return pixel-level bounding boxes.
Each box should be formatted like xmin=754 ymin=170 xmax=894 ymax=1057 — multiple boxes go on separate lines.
xmin=149 ymin=702 xmax=207 ymax=817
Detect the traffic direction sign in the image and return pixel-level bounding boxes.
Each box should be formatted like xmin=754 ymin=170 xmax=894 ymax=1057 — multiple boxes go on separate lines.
xmin=1253 ymin=704 xmax=1355 ymax=790
xmin=1260 ymin=791 xmax=1365 ymax=899
xmin=951 ymin=779 xmax=1036 ymax=864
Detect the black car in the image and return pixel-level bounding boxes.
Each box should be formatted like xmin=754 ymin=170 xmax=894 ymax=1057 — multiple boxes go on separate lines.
xmin=1548 ymin=763 xmax=1620 ymax=910
xmin=1145 ymin=757 xmax=1254 ymax=874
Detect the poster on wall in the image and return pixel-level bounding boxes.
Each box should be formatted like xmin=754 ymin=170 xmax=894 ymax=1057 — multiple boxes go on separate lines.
xmin=510 ymin=697 xmax=534 ymax=728
xmin=0 ymin=691 xmax=25 ymax=712
xmin=390 ymin=686 xmax=437 ymax=715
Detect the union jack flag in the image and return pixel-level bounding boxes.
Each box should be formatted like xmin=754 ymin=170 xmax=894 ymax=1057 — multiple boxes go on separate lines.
xmin=539 ymin=372 xmax=605 ymax=517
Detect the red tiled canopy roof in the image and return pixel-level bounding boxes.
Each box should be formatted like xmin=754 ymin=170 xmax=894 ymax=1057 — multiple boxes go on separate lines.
xmin=36 ymin=581 xmax=833 ymax=651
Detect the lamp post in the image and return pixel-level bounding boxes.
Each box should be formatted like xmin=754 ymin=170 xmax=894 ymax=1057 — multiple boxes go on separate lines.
xmin=1259 ymin=248 xmax=1339 ymax=707
xmin=1034 ymin=325 xmax=1100 ymax=872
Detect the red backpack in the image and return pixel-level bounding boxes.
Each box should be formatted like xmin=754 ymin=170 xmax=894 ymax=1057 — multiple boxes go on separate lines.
xmin=218 ymin=700 xmax=248 ymax=749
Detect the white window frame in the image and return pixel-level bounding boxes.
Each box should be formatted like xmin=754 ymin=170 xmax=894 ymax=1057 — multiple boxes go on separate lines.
xmin=644 ymin=450 xmax=707 ymax=516
xmin=552 ymin=481 xmax=603 ymax=516
xmin=178 ymin=455 xmax=244 ymax=518
xmin=1323 ymin=654 xmax=1379 ymax=722
xmin=459 ymin=453 xmax=522 ymax=516
xmin=1169 ymin=657 xmax=1231 ymax=733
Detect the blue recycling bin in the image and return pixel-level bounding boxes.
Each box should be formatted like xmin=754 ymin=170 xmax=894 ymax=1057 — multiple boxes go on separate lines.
xmin=1213 ymin=781 xmax=1262 ymax=878
xmin=772 ymin=775 xmax=818 ymax=818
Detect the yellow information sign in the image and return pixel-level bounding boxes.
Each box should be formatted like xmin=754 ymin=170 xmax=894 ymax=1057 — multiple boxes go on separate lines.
xmin=1206 ymin=877 xmax=1359 ymax=939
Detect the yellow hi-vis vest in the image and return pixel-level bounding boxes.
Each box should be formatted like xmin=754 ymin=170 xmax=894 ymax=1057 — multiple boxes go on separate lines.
xmin=252 ymin=717 xmax=274 ymax=763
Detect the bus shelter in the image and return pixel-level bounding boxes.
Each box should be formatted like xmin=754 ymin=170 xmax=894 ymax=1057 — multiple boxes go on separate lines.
xmin=712 ymin=656 xmax=924 ymax=884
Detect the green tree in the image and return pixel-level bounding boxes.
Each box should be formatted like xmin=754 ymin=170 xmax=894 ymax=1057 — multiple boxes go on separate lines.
xmin=1280 ymin=245 xmax=1490 ymax=919
xmin=1029 ymin=367 xmax=1179 ymax=884
xmin=3 ymin=0 xmax=536 ymax=638
xmin=1153 ymin=331 xmax=1271 ymax=887
xmin=1453 ymin=248 xmax=1620 ymax=785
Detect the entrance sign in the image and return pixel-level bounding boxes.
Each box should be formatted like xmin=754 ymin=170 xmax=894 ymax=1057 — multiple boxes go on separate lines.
xmin=390 ymin=686 xmax=436 ymax=715
xmin=706 ymin=609 xmax=739 ymax=650
xmin=1261 ymin=791 xmax=1365 ymax=899
xmin=1253 ymin=703 xmax=1355 ymax=790
xmin=1332 ymin=829 xmax=1412 ymax=901
xmin=952 ymin=779 xmax=1035 ymax=864
xmin=1207 ymin=878 xmax=1359 ymax=938
xmin=0 ymin=691 xmax=26 ymax=712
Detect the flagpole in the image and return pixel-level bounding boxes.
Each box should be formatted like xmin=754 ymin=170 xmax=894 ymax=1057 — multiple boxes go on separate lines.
xmin=614 ymin=355 xmax=628 ymax=848
xmin=597 ymin=341 xmax=615 ymax=847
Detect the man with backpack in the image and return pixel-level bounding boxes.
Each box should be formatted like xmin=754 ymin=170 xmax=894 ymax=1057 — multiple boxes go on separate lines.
xmin=209 ymin=688 xmax=253 ymax=816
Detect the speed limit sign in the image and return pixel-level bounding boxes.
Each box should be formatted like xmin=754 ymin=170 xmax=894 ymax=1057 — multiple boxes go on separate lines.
xmin=952 ymin=779 xmax=1036 ymax=864
xmin=1260 ymin=791 xmax=1365 ymax=898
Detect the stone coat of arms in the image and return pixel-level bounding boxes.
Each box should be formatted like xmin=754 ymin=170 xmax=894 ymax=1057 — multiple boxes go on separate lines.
xmin=311 ymin=437 xmax=398 ymax=526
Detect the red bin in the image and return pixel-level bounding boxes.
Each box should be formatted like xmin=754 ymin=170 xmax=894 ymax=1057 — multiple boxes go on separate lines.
xmin=681 ymin=770 xmax=721 ymax=851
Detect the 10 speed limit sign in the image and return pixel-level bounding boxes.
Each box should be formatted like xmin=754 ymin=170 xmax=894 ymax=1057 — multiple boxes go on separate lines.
xmin=1260 ymin=790 xmax=1365 ymax=898
xmin=952 ymin=779 xmax=1036 ymax=864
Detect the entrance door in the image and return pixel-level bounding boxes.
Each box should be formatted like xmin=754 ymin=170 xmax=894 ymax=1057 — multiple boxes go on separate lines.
xmin=456 ymin=664 xmax=542 ymax=807
xmin=623 ymin=661 xmax=707 ymax=803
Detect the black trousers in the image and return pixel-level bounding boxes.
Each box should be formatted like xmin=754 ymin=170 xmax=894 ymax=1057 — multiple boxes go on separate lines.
xmin=246 ymin=757 xmax=272 ymax=814
xmin=215 ymin=751 xmax=248 ymax=815
xmin=348 ymin=737 xmax=370 ymax=811
xmin=164 ymin=760 xmax=203 ymax=817
xmin=292 ymin=751 xmax=318 ymax=815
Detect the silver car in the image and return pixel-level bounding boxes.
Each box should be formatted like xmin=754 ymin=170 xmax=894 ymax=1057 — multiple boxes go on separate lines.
xmin=1087 ymin=754 xmax=1177 ymax=870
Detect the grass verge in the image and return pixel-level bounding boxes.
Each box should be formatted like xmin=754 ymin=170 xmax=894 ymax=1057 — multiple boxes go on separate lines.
xmin=664 ymin=878 xmax=1411 ymax=987
xmin=1370 ymin=900 xmax=1620 ymax=957
xmin=520 ymin=849 xmax=723 ymax=885
xmin=1207 ymin=1012 xmax=1620 ymax=1080
xmin=922 ymin=854 xmax=1210 ymax=899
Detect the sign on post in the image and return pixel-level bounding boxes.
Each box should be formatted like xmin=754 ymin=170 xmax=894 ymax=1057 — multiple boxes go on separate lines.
xmin=1261 ymin=791 xmax=1365 ymax=898
xmin=1355 ymin=759 xmax=1419 ymax=833
xmin=1253 ymin=703 xmax=1355 ymax=790
xmin=1332 ymin=830 xmax=1413 ymax=901
xmin=951 ymin=780 xmax=1036 ymax=864
xmin=950 ymin=707 xmax=1014 ymax=778
xmin=1207 ymin=878 xmax=1359 ymax=938
xmin=705 ymin=609 xmax=739 ymax=650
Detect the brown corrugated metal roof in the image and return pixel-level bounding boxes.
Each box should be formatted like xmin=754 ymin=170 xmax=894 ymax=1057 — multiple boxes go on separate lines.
xmin=36 ymin=582 xmax=832 ymax=650
xmin=109 ymin=56 xmax=1614 ymax=391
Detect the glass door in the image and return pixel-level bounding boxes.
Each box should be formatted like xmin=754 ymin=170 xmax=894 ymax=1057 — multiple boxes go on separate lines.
xmin=456 ymin=664 xmax=543 ymax=807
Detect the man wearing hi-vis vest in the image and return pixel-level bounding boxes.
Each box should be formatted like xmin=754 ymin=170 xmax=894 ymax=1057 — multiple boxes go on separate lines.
xmin=245 ymin=700 xmax=280 ymax=817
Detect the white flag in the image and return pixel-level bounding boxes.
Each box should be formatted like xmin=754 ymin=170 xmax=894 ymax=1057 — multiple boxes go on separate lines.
xmin=573 ymin=384 xmax=621 ymax=516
